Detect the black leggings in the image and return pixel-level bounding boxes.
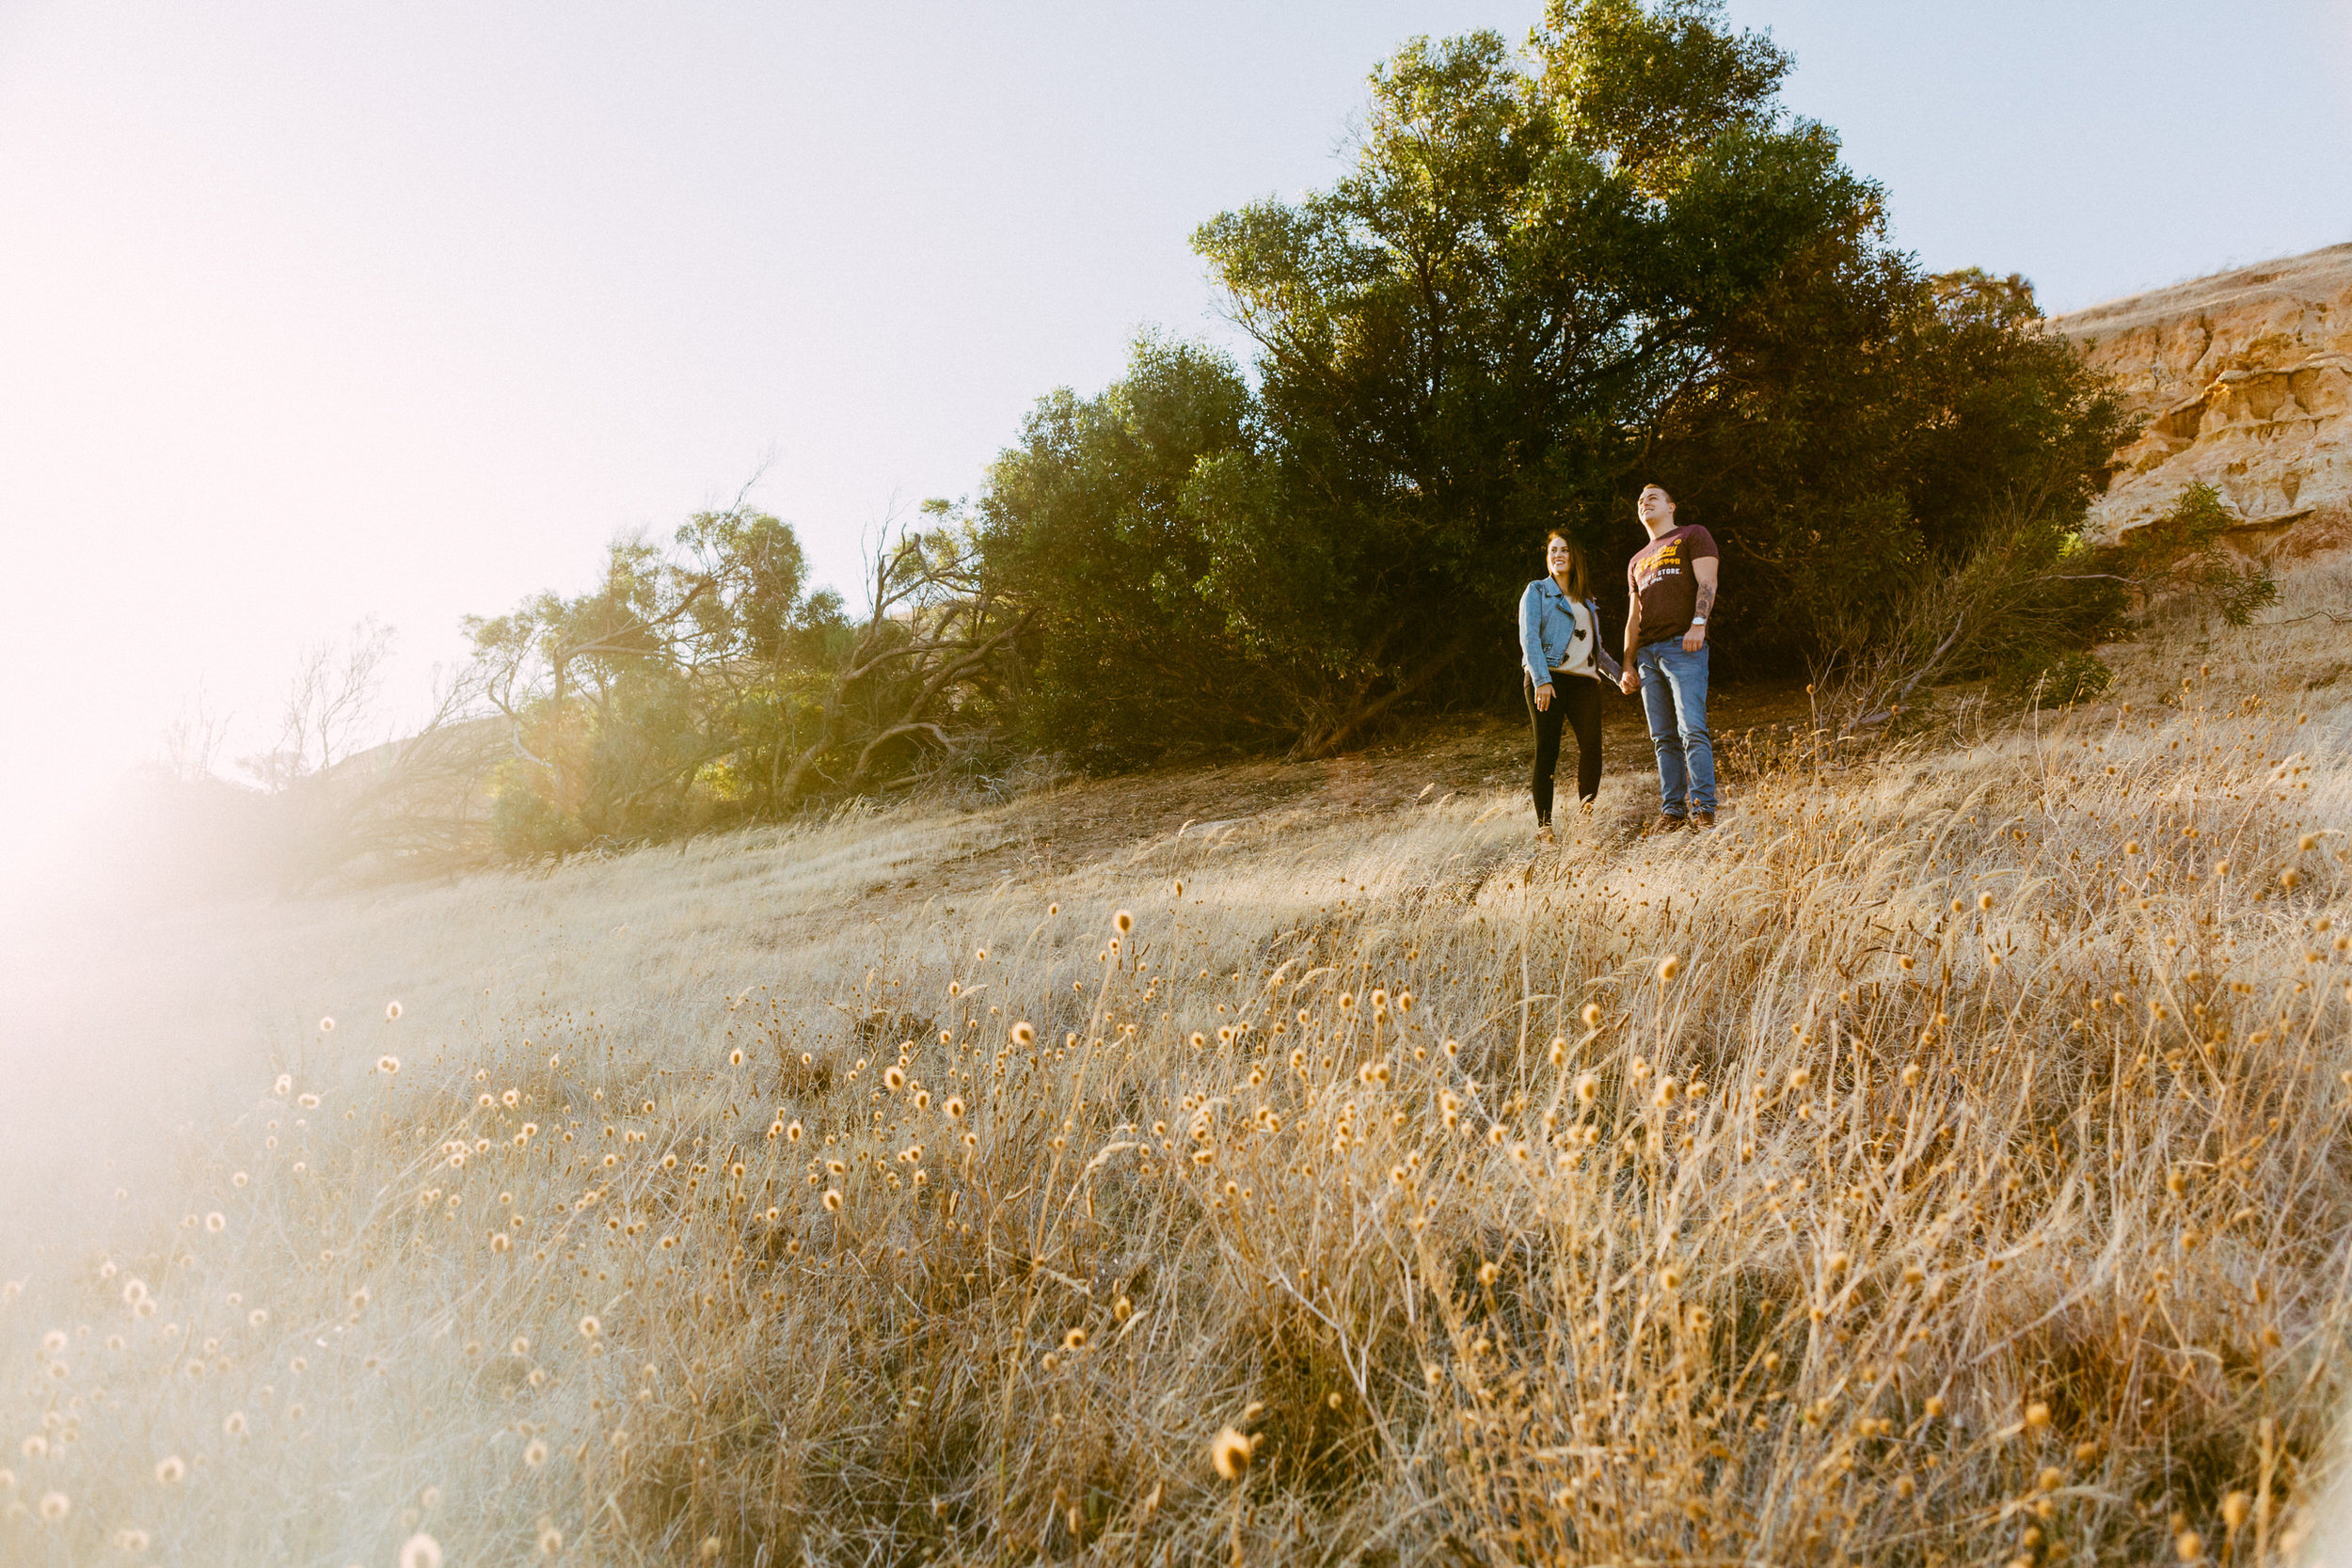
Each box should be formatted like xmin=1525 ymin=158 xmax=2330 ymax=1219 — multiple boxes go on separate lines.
xmin=1525 ymin=673 xmax=1602 ymax=823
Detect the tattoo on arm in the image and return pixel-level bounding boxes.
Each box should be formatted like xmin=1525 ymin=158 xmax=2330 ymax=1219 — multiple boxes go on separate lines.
xmin=1692 ymin=579 xmax=1716 ymax=621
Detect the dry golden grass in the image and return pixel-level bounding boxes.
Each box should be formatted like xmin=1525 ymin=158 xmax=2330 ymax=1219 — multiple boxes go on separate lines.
xmin=3 ymin=560 xmax=2350 ymax=1565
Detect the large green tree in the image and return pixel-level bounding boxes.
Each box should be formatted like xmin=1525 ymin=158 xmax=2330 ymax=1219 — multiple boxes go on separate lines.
xmin=977 ymin=334 xmax=1283 ymax=767
xmin=1170 ymin=0 xmax=2123 ymax=744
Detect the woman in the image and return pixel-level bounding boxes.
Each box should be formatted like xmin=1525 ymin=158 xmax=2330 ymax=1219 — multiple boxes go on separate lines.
xmin=1518 ymin=531 xmax=1625 ymax=844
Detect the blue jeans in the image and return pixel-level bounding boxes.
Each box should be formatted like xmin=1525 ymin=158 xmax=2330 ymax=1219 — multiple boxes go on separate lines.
xmin=1637 ymin=640 xmax=1715 ymax=816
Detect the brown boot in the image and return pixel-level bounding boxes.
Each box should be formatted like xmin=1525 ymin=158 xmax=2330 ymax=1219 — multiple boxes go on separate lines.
xmin=1645 ymin=814 xmax=1688 ymax=836
xmin=1692 ymin=810 xmax=1717 ymax=830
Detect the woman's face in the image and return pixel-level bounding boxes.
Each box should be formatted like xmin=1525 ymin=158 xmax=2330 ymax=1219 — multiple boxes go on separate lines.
xmin=1546 ymin=536 xmax=1575 ymax=575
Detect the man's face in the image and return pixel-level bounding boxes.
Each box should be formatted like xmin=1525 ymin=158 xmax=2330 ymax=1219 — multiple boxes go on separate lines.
xmin=1638 ymin=486 xmax=1676 ymax=528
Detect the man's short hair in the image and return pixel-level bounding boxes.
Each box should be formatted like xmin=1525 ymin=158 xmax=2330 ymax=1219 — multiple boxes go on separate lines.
xmin=1643 ymin=483 xmax=1676 ymax=503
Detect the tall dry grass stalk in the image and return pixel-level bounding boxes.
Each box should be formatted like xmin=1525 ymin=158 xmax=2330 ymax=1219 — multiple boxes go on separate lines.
xmin=3 ymin=561 xmax=2349 ymax=1565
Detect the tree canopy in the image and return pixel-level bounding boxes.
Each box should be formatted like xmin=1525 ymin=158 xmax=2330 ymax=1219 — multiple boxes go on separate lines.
xmin=978 ymin=0 xmax=2127 ymax=758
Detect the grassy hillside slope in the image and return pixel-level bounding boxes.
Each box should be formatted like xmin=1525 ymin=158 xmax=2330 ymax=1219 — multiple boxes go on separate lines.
xmin=3 ymin=562 xmax=2350 ymax=1566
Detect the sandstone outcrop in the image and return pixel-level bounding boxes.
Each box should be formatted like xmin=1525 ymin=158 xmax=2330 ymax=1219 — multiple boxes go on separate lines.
xmin=2047 ymin=242 xmax=2352 ymax=556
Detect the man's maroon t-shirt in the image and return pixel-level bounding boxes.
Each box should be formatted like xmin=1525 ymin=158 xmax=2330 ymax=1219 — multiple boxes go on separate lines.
xmin=1628 ymin=524 xmax=1719 ymax=645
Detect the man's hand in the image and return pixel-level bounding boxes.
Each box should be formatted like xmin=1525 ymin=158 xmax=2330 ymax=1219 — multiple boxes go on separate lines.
xmin=1619 ymin=670 xmax=1638 ymax=696
xmin=1681 ymin=624 xmax=1707 ymax=654
xmin=1534 ymin=682 xmax=1555 ymax=712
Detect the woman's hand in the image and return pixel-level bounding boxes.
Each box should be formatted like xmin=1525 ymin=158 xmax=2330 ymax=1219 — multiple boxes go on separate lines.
xmin=1534 ymin=682 xmax=1556 ymax=712
xmin=1619 ymin=670 xmax=1639 ymax=696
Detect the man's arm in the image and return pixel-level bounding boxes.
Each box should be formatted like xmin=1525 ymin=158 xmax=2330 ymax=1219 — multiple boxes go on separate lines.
xmin=1620 ymin=594 xmax=1643 ymax=693
xmin=1682 ymin=558 xmax=1720 ymax=653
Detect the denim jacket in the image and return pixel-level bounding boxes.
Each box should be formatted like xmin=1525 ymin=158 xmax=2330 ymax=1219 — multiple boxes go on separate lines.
xmin=1518 ymin=578 xmax=1624 ymax=687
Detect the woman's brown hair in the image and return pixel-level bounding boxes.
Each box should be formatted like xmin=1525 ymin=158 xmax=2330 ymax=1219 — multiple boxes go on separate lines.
xmin=1545 ymin=530 xmax=1590 ymax=599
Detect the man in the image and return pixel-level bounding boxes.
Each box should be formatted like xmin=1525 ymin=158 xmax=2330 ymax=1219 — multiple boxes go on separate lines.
xmin=1617 ymin=483 xmax=1720 ymax=831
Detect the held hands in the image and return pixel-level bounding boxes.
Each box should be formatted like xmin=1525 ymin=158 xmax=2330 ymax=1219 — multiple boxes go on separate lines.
xmin=1534 ymin=682 xmax=1555 ymax=712
xmin=1618 ymin=670 xmax=1638 ymax=696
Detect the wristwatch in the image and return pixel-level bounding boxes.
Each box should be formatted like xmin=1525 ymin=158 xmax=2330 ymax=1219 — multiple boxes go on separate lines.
xmin=1689 ymin=617 xmax=1707 ymax=626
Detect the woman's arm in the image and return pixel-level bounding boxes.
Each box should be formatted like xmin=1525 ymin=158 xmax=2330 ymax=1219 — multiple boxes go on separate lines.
xmin=1517 ymin=583 xmax=1549 ymax=685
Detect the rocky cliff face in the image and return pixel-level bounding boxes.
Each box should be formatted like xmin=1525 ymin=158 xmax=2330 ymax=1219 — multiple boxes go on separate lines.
xmin=2047 ymin=242 xmax=2352 ymax=556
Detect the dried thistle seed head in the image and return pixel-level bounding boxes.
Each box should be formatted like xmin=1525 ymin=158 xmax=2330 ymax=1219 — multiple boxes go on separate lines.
xmin=1063 ymin=1327 xmax=1088 ymax=1350
xmin=397 ymin=1535 xmax=442 ymax=1568
xmin=1010 ymin=1021 xmax=1035 ymax=1047
xmin=2025 ymin=1402 xmax=2051 ymax=1429
xmin=1115 ymin=910 xmax=1134 ymax=935
xmin=2223 ymin=1492 xmax=2251 ymax=1530
xmin=1575 ymin=1072 xmax=1599 ymax=1103
xmin=377 ymin=1056 xmax=400 ymax=1074
xmin=579 ymin=1317 xmax=600 ymax=1338
xmin=1209 ymin=1427 xmax=1254 ymax=1481
xmin=822 ymin=1189 xmax=843 ymax=1212
xmin=883 ymin=1067 xmax=906 ymax=1092
xmin=1657 ymin=955 xmax=1681 ymax=981
xmin=1581 ymin=1002 xmax=1603 ymax=1028
xmin=319 ymin=1017 xmax=335 ymax=1032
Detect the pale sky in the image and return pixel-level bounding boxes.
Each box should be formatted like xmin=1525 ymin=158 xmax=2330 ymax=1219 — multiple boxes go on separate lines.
xmin=2 ymin=0 xmax=2347 ymax=904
